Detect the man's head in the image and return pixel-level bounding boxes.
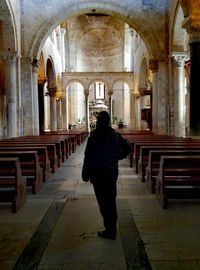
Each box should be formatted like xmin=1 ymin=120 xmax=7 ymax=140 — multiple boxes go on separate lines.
xmin=96 ymin=111 xmax=110 ymax=128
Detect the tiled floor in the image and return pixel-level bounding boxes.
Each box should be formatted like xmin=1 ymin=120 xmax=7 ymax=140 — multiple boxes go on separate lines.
xmin=1 ymin=141 xmax=200 ymax=269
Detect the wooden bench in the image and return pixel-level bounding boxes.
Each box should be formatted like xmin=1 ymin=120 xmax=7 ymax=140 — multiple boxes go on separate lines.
xmin=0 ymin=141 xmax=58 ymax=173
xmin=135 ymin=140 xmax=200 ymax=174
xmin=41 ymin=133 xmax=76 ymax=157
xmin=124 ymin=135 xmax=187 ymax=167
xmin=6 ymin=136 xmax=62 ymax=169
xmin=146 ymin=149 xmax=200 ymax=193
xmin=0 ymin=145 xmax=51 ymax=181
xmin=0 ymin=157 xmax=27 ymax=213
xmin=155 ymin=156 xmax=200 ymax=209
xmin=0 ymin=151 xmax=43 ymax=194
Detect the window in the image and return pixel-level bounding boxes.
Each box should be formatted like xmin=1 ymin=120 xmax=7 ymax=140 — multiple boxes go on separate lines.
xmin=95 ymin=81 xmax=105 ymax=99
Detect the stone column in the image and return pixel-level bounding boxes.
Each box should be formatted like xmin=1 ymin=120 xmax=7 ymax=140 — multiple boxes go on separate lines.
xmin=149 ymin=59 xmax=158 ymax=134
xmin=62 ymin=90 xmax=69 ymax=130
xmin=84 ymin=90 xmax=90 ymax=132
xmin=48 ymin=87 xmax=57 ymax=131
xmin=5 ymin=52 xmax=18 ymax=137
xmin=172 ymin=52 xmax=188 ymax=137
xmin=31 ymin=59 xmax=40 ymax=135
xmin=60 ymin=28 xmax=66 ymax=72
xmin=57 ymin=97 xmax=63 ymax=130
xmin=20 ymin=57 xmax=34 ymax=135
xmin=108 ymin=91 xmax=113 ymax=125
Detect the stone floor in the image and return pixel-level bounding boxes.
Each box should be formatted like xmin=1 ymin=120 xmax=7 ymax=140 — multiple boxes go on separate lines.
xmin=0 ymin=141 xmax=200 ymax=269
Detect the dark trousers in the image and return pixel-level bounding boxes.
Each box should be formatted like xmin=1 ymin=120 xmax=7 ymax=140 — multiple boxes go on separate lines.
xmin=92 ymin=175 xmax=118 ymax=234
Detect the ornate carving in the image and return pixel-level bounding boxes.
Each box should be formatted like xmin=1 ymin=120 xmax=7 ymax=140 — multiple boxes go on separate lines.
xmin=172 ymin=52 xmax=189 ymax=68
xmin=31 ymin=58 xmax=39 ymax=71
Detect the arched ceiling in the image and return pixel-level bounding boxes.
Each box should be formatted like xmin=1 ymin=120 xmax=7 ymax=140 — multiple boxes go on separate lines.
xmin=23 ymin=1 xmax=168 ymax=61
xmin=0 ymin=0 xmax=16 ymax=52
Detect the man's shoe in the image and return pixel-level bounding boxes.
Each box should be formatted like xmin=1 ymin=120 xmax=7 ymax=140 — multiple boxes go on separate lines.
xmin=97 ymin=230 xmax=116 ymax=240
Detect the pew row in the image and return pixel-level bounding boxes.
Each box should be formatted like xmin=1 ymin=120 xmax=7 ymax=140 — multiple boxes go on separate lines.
xmin=0 ymin=145 xmax=51 ymax=181
xmin=0 ymin=151 xmax=43 ymax=194
xmin=0 ymin=158 xmax=27 ymax=213
xmin=145 ymin=149 xmax=200 ymax=193
xmin=156 ymin=156 xmax=200 ymax=209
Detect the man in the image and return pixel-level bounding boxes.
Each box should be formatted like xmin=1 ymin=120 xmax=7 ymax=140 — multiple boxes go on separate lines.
xmin=82 ymin=111 xmax=132 ymax=240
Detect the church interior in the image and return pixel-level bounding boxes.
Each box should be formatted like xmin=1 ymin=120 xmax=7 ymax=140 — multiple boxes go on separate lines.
xmin=1 ymin=0 xmax=200 ymax=269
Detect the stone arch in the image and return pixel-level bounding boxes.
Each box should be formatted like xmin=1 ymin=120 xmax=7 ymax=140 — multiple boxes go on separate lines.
xmin=0 ymin=0 xmax=17 ymax=52
xmin=66 ymin=79 xmax=85 ymax=92
xmin=27 ymin=1 xmax=164 ymax=61
xmin=112 ymin=78 xmax=133 ymax=92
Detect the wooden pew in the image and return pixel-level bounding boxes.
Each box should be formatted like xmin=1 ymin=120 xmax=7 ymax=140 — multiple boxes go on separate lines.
xmin=135 ymin=140 xmax=199 ymax=173
xmin=0 ymin=145 xmax=51 ymax=181
xmin=5 ymin=136 xmax=62 ymax=168
xmin=138 ymin=143 xmax=200 ymax=181
xmin=123 ymin=135 xmax=186 ymax=167
xmin=156 ymin=156 xmax=200 ymax=209
xmin=0 ymin=151 xmax=43 ymax=194
xmin=146 ymin=149 xmax=200 ymax=193
xmin=41 ymin=133 xmax=76 ymax=157
xmin=0 ymin=157 xmax=27 ymax=213
xmin=0 ymin=141 xmax=58 ymax=173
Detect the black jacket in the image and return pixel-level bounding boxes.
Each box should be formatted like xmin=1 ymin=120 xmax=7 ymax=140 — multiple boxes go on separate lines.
xmin=82 ymin=126 xmax=132 ymax=182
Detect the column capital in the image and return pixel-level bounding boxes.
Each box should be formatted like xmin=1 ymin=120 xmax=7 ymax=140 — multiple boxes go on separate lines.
xmin=31 ymin=58 xmax=39 ymax=72
xmin=84 ymin=90 xmax=89 ymax=97
xmin=21 ymin=57 xmax=32 ymax=65
xmin=149 ymin=59 xmax=158 ymax=73
xmin=108 ymin=90 xmax=114 ymax=96
xmin=182 ymin=13 xmax=200 ymax=43
xmin=38 ymin=78 xmax=47 ymax=87
xmin=48 ymin=87 xmax=57 ymax=97
xmin=172 ymin=52 xmax=190 ymax=68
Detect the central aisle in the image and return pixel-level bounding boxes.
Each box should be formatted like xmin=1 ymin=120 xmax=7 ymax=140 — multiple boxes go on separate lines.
xmin=36 ymin=142 xmax=131 ymax=270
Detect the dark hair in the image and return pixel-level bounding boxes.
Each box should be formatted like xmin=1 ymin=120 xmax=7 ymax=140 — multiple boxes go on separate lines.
xmin=96 ymin=111 xmax=110 ymax=128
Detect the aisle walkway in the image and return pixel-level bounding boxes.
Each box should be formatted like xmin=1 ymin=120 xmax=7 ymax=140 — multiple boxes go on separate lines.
xmin=1 ymin=141 xmax=200 ymax=269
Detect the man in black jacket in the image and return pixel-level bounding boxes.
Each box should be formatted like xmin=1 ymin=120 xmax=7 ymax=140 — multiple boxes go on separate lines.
xmin=82 ymin=111 xmax=132 ymax=240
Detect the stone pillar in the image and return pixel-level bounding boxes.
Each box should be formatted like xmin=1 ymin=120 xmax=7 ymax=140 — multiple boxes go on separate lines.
xmin=149 ymin=59 xmax=158 ymax=134
xmin=21 ymin=57 xmax=34 ymax=135
xmin=31 ymin=59 xmax=40 ymax=135
xmin=172 ymin=52 xmax=188 ymax=137
xmin=60 ymin=28 xmax=66 ymax=72
xmin=57 ymin=97 xmax=63 ymax=130
xmin=48 ymin=87 xmax=57 ymax=131
xmin=108 ymin=91 xmax=113 ymax=125
xmin=5 ymin=52 xmax=18 ymax=137
xmin=62 ymin=90 xmax=69 ymax=130
xmin=129 ymin=90 xmax=136 ymax=129
xmin=84 ymin=90 xmax=90 ymax=132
